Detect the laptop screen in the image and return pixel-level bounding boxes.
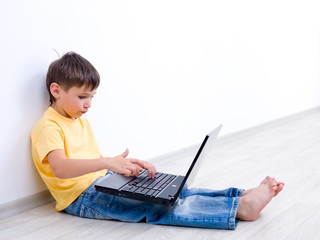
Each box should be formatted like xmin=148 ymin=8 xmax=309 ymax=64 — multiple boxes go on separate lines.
xmin=184 ymin=125 xmax=222 ymax=188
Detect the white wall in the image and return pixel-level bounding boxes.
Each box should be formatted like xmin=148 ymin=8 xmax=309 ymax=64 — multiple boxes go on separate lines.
xmin=1 ymin=0 xmax=319 ymax=205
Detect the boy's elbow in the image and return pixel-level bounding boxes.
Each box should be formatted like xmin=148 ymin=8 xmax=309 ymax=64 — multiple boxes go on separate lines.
xmin=50 ymin=163 xmax=68 ymax=179
xmin=52 ymin=168 xmax=69 ymax=179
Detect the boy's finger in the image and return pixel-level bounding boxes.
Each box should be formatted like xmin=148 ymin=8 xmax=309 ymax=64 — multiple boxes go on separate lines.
xmin=148 ymin=168 xmax=156 ymax=178
xmin=126 ymin=164 xmax=142 ymax=176
xmin=122 ymin=168 xmax=132 ymax=177
xmin=119 ymin=148 xmax=129 ymax=158
xmin=130 ymin=158 xmax=151 ymax=169
xmin=128 ymin=159 xmax=157 ymax=178
xmin=129 ymin=158 xmax=144 ymax=167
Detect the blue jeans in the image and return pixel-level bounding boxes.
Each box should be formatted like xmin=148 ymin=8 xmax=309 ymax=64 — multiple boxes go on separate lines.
xmin=64 ymin=173 xmax=243 ymax=230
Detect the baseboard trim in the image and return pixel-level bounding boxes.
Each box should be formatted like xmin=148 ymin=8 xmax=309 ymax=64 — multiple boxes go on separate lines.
xmin=0 ymin=190 xmax=54 ymax=219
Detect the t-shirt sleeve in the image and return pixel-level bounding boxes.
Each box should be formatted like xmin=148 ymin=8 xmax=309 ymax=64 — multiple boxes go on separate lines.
xmin=36 ymin=126 xmax=65 ymax=163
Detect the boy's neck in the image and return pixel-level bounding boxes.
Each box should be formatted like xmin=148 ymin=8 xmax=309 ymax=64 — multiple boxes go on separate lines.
xmin=50 ymin=103 xmax=76 ymax=120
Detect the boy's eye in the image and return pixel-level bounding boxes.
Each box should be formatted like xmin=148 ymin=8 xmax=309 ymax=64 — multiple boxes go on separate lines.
xmin=79 ymin=95 xmax=94 ymax=99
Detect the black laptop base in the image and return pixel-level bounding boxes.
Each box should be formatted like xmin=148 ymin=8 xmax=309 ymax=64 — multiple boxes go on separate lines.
xmin=95 ymin=171 xmax=184 ymax=205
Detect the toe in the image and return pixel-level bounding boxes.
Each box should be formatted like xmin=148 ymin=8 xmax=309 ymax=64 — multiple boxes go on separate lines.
xmin=274 ymin=184 xmax=284 ymax=197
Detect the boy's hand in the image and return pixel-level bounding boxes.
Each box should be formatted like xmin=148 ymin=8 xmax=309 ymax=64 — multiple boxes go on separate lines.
xmin=106 ymin=148 xmax=156 ymax=178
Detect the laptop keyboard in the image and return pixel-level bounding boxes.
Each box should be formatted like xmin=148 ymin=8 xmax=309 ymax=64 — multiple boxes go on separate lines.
xmin=119 ymin=170 xmax=177 ymax=197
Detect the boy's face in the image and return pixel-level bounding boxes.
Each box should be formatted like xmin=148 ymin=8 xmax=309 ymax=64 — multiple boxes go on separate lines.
xmin=51 ymin=84 xmax=97 ymax=119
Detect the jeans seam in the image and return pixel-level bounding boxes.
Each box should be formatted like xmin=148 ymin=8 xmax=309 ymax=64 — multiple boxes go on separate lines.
xmin=73 ymin=194 xmax=83 ymax=216
xmin=228 ymin=195 xmax=241 ymax=230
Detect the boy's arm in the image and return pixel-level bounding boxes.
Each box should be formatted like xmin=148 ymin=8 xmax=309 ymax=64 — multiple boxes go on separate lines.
xmin=47 ymin=148 xmax=156 ymax=179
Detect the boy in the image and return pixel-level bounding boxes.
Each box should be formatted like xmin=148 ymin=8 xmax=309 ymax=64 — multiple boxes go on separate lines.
xmin=31 ymin=52 xmax=284 ymax=230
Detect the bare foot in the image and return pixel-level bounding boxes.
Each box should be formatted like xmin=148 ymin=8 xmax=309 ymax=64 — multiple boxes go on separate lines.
xmin=236 ymin=176 xmax=284 ymax=221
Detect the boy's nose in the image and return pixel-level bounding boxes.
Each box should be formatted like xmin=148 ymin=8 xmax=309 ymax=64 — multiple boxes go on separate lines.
xmin=84 ymin=99 xmax=91 ymax=108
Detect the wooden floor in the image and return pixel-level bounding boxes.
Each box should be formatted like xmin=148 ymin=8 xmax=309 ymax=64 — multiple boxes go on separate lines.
xmin=1 ymin=107 xmax=320 ymax=240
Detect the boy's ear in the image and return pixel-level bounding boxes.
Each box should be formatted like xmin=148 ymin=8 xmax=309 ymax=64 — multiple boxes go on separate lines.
xmin=50 ymin=82 xmax=62 ymax=100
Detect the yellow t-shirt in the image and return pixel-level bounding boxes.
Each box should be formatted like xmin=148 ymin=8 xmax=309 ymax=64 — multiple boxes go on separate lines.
xmin=31 ymin=107 xmax=107 ymax=211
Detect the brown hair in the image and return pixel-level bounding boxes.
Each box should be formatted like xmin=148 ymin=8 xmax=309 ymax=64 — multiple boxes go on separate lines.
xmin=46 ymin=52 xmax=100 ymax=104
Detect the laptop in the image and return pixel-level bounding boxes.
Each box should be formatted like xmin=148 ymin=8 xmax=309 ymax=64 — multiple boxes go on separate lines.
xmin=95 ymin=124 xmax=222 ymax=206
